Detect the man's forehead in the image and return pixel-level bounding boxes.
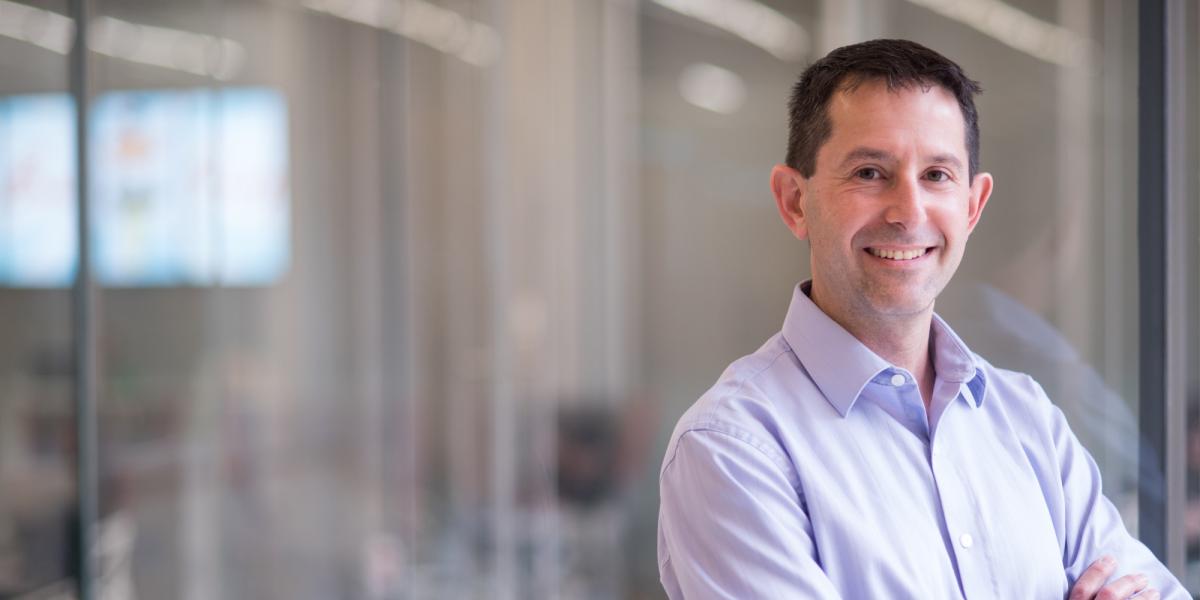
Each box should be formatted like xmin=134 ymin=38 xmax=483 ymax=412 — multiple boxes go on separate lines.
xmin=820 ymin=81 xmax=967 ymax=162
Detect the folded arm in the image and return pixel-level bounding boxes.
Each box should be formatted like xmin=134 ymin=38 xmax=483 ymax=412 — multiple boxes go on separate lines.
xmin=1037 ymin=380 xmax=1188 ymax=599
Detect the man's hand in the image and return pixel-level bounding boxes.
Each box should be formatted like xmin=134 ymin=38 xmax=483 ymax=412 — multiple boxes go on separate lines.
xmin=1068 ymin=556 xmax=1159 ymax=599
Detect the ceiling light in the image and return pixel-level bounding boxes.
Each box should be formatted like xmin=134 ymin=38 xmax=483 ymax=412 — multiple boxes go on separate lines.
xmin=904 ymin=0 xmax=1095 ymax=67
xmin=303 ymin=0 xmax=501 ymax=68
xmin=679 ymin=62 xmax=747 ymax=115
xmin=652 ymin=0 xmax=808 ymax=62
xmin=0 ymin=0 xmax=246 ymax=79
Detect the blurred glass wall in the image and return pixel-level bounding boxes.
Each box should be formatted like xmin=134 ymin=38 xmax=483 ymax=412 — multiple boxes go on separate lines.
xmin=0 ymin=0 xmax=1192 ymax=599
xmin=0 ymin=0 xmax=78 ymax=597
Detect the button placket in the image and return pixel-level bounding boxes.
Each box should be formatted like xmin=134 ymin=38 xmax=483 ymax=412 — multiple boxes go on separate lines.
xmin=930 ymin=432 xmax=988 ymax=596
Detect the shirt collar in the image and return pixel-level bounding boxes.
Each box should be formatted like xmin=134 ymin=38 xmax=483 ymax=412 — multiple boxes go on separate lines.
xmin=781 ymin=281 xmax=987 ymax=417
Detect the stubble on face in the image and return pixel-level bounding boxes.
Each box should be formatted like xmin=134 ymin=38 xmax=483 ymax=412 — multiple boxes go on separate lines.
xmin=802 ymin=80 xmax=974 ymax=333
xmin=806 ymin=188 xmax=949 ymax=329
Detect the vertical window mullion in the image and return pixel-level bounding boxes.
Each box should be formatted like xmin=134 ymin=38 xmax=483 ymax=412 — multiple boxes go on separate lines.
xmin=1163 ymin=0 xmax=1191 ymax=577
xmin=68 ymin=0 xmax=98 ymax=597
xmin=1137 ymin=0 xmax=1168 ymax=564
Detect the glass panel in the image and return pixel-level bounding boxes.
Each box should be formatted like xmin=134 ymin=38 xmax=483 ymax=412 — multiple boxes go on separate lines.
xmin=0 ymin=0 xmax=1165 ymax=597
xmin=78 ymin=0 xmax=652 ymax=596
xmin=0 ymin=0 xmax=78 ymax=597
xmin=1179 ymin=0 xmax=1200 ymax=593
xmin=84 ymin=0 xmax=403 ymax=596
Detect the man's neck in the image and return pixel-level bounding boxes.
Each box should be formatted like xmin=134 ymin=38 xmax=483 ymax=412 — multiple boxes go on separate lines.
xmin=809 ymin=284 xmax=937 ymax=409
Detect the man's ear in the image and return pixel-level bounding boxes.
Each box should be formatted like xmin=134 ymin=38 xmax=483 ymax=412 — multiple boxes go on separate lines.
xmin=771 ymin=164 xmax=810 ymax=240
xmin=966 ymin=172 xmax=993 ymax=234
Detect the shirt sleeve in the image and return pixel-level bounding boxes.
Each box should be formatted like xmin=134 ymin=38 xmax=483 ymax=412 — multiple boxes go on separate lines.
xmin=1044 ymin=383 xmax=1189 ymax=598
xmin=657 ymin=426 xmax=843 ymax=599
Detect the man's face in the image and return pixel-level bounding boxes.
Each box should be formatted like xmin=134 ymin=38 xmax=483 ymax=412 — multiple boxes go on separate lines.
xmin=773 ymin=78 xmax=992 ymax=324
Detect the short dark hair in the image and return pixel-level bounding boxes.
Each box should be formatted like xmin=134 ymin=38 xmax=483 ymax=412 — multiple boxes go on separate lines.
xmin=785 ymin=39 xmax=983 ymax=178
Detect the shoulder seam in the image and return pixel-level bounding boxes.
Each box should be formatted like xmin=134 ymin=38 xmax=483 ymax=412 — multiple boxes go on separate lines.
xmin=661 ymin=341 xmax=798 ymax=483
xmin=730 ymin=344 xmax=793 ymax=402
xmin=661 ymin=423 xmax=795 ymax=482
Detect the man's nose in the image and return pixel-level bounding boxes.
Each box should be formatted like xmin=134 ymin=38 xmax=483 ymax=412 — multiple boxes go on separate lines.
xmin=882 ymin=176 xmax=928 ymax=230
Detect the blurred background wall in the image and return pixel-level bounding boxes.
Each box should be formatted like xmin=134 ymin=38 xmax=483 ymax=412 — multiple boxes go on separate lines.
xmin=0 ymin=0 xmax=1197 ymax=598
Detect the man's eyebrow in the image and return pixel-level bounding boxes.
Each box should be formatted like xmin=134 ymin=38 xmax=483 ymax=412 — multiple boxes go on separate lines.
xmin=837 ymin=147 xmax=966 ymax=171
xmin=929 ymin=154 xmax=965 ymax=171
xmin=837 ymin=147 xmax=894 ymax=169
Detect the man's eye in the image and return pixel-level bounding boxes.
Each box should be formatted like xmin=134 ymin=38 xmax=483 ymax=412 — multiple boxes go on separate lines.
xmin=926 ymin=170 xmax=950 ymax=182
xmin=855 ymin=167 xmax=881 ymax=180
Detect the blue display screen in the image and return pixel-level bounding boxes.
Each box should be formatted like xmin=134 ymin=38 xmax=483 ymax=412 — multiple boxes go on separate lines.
xmin=0 ymin=87 xmax=290 ymax=287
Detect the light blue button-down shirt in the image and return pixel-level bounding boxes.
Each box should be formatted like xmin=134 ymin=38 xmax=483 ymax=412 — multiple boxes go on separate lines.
xmin=658 ymin=282 xmax=1186 ymax=598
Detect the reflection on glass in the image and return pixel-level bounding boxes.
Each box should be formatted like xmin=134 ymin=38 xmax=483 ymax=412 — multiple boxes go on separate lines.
xmin=0 ymin=0 xmax=76 ymax=595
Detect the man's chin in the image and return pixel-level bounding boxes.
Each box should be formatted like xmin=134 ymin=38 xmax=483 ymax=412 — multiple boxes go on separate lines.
xmin=862 ymin=292 xmax=936 ymax=320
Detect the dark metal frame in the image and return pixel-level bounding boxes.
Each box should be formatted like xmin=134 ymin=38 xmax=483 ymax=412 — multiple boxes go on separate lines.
xmin=1138 ymin=0 xmax=1167 ymax=562
xmin=69 ymin=0 xmax=97 ymax=597
xmin=1139 ymin=0 xmax=1188 ymax=576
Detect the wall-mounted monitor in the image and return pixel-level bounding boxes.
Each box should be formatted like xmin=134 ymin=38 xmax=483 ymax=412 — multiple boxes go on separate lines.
xmin=0 ymin=87 xmax=290 ymax=288
xmin=0 ymin=93 xmax=77 ymax=287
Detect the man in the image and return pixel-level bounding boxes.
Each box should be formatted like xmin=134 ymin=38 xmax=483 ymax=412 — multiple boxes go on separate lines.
xmin=656 ymin=39 xmax=1186 ymax=599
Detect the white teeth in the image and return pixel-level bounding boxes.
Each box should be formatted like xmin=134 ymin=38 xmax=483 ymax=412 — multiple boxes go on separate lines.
xmin=870 ymin=247 xmax=928 ymax=261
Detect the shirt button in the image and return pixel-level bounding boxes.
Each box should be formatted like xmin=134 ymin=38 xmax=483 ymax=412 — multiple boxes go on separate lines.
xmin=959 ymin=533 xmax=974 ymax=549
xmin=889 ymin=373 xmax=906 ymax=387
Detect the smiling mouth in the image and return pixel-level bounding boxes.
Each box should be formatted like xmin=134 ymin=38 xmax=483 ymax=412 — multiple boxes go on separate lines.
xmin=867 ymin=247 xmax=931 ymax=261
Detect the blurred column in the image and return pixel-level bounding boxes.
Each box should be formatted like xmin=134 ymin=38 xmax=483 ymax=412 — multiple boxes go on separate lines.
xmin=346 ymin=25 xmax=387 ymax=598
xmin=1054 ymin=0 xmax=1098 ymax=408
xmin=484 ymin=0 xmax=642 ymax=597
xmin=600 ymin=0 xmax=641 ymax=402
xmin=1100 ymin=0 xmax=1138 ymax=439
